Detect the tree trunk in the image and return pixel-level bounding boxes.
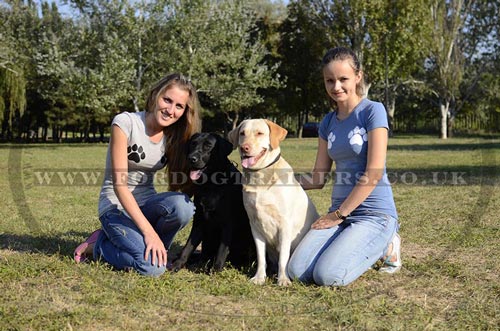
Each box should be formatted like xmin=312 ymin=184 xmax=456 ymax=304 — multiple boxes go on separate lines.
xmin=99 ymin=125 xmax=105 ymax=142
xmin=133 ymin=32 xmax=143 ymax=113
xmin=364 ymin=82 xmax=371 ymax=99
xmin=448 ymin=111 xmax=456 ymax=138
xmin=231 ymin=112 xmax=239 ymax=131
xmin=133 ymin=97 xmax=140 ymax=113
xmin=439 ymin=101 xmax=449 ymax=139
xmin=52 ymin=125 xmax=59 ymax=143
xmin=297 ymin=110 xmax=305 ymax=139
xmin=386 ymin=91 xmax=396 ymax=137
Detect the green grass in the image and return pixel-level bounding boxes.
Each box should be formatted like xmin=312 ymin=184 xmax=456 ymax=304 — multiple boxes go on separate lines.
xmin=0 ymin=135 xmax=499 ymax=330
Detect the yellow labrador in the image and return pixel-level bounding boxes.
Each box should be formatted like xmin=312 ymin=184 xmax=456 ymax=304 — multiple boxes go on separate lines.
xmin=228 ymin=119 xmax=319 ymax=286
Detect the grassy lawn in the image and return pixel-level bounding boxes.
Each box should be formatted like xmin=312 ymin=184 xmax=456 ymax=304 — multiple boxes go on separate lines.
xmin=0 ymin=134 xmax=499 ymax=330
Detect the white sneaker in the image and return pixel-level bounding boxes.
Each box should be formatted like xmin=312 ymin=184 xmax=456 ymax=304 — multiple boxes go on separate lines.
xmin=379 ymin=233 xmax=402 ymax=274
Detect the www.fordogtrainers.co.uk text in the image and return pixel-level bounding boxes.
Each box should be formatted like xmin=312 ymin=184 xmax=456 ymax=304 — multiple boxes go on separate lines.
xmin=27 ymin=168 xmax=472 ymax=187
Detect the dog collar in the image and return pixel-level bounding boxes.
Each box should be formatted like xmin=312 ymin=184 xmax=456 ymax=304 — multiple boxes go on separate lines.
xmin=242 ymin=153 xmax=281 ymax=172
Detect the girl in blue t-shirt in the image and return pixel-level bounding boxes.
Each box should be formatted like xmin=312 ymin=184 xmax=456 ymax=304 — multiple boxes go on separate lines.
xmin=288 ymin=47 xmax=402 ymax=286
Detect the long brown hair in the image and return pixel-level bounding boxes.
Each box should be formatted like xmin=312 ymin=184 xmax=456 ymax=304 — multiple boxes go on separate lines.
xmin=145 ymin=73 xmax=202 ymax=192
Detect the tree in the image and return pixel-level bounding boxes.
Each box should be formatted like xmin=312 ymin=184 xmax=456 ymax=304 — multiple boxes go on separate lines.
xmin=311 ymin=0 xmax=431 ymax=134
xmin=426 ymin=0 xmax=471 ymax=139
xmin=31 ymin=1 xmax=74 ymax=142
xmin=0 ymin=0 xmax=32 ymax=138
xmin=278 ymin=0 xmax=329 ymax=137
xmin=164 ymin=0 xmax=282 ymax=130
xmin=0 ymin=38 xmax=26 ymax=138
xmin=67 ymin=0 xmax=137 ymax=141
xmin=459 ymin=14 xmax=500 ymax=133
xmin=366 ymin=0 xmax=431 ymax=135
xmin=246 ymin=0 xmax=287 ymax=128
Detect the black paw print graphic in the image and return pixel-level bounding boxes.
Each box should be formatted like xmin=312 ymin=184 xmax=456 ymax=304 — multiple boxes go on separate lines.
xmin=128 ymin=144 xmax=146 ymax=163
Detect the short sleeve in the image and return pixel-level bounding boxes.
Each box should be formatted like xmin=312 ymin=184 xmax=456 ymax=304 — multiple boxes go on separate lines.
xmin=319 ymin=112 xmax=335 ymax=140
xmin=111 ymin=112 xmax=133 ymax=139
xmin=365 ymin=102 xmax=389 ymax=132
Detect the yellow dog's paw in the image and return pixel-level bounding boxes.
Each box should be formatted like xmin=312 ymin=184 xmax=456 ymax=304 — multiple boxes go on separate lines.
xmin=277 ymin=277 xmax=292 ymax=287
xmin=250 ymin=275 xmax=266 ymax=285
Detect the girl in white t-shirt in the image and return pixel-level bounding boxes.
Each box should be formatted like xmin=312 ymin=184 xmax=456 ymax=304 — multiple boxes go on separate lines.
xmin=74 ymin=73 xmax=201 ymax=276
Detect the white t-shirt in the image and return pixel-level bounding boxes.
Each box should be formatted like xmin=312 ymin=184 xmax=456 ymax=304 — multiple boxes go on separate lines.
xmin=98 ymin=111 xmax=168 ymax=216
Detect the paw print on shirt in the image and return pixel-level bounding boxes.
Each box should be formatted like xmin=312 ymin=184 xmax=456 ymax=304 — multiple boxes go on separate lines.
xmin=348 ymin=126 xmax=367 ymax=154
xmin=327 ymin=132 xmax=336 ymax=150
xmin=128 ymin=144 xmax=146 ymax=163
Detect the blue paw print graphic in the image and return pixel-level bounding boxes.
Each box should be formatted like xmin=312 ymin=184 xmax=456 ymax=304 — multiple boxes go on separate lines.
xmin=128 ymin=144 xmax=146 ymax=163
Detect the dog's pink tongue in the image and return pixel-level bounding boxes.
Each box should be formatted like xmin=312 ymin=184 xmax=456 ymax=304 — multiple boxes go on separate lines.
xmin=190 ymin=170 xmax=203 ymax=180
xmin=241 ymin=157 xmax=256 ymax=168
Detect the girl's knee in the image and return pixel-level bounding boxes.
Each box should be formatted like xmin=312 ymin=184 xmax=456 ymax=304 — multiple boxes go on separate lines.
xmin=163 ymin=194 xmax=195 ymax=225
xmin=287 ymin=255 xmax=313 ymax=283
xmin=135 ymin=261 xmax=167 ymax=277
xmin=287 ymin=258 xmax=300 ymax=281
xmin=313 ymin=266 xmax=349 ymax=287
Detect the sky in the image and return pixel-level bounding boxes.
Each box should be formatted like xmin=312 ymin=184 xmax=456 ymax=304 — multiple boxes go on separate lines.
xmin=45 ymin=0 xmax=73 ymax=18
xmin=44 ymin=0 xmax=290 ymax=18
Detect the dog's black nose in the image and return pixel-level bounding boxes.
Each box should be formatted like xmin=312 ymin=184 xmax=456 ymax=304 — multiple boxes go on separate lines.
xmin=189 ymin=155 xmax=198 ymax=163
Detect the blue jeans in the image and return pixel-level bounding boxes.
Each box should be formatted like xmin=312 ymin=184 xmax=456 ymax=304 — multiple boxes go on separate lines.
xmin=287 ymin=211 xmax=399 ymax=286
xmin=93 ymin=192 xmax=195 ymax=277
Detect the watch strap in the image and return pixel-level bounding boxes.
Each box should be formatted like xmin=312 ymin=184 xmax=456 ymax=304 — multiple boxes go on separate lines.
xmin=334 ymin=209 xmax=347 ymax=221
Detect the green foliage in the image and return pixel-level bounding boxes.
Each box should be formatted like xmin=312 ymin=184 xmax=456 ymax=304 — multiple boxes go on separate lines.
xmin=0 ymin=0 xmax=31 ymax=133
xmin=0 ymin=66 xmax=27 ymax=128
xmin=277 ymin=0 xmax=329 ymax=133
xmin=425 ymin=0 xmax=499 ymax=138
xmin=0 ymin=0 xmax=498 ymax=140
xmin=163 ymin=0 xmax=282 ymax=126
xmin=306 ymin=0 xmax=433 ymax=130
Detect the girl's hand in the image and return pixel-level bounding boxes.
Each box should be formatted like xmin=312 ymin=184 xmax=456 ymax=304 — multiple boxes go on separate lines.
xmin=311 ymin=212 xmax=343 ymax=230
xmin=144 ymin=231 xmax=167 ymax=267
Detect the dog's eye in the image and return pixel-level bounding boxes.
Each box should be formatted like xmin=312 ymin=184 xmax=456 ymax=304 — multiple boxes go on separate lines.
xmin=256 ymin=132 xmax=264 ymax=136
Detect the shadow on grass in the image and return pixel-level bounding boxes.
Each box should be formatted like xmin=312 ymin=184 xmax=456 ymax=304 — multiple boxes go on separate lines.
xmin=167 ymin=247 xmax=257 ymax=277
xmin=388 ymin=141 xmax=500 ymax=152
xmin=387 ymin=165 xmax=499 ymax=185
xmin=0 ymin=232 xmax=188 ymax=255
xmin=0 ymin=231 xmax=88 ymax=257
xmin=0 ymin=143 xmax=108 ymax=151
xmin=0 ymin=232 xmax=247 ymax=273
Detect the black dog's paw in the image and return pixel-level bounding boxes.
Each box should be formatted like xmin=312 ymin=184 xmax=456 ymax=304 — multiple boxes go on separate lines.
xmin=127 ymin=144 xmax=146 ymax=163
xmin=170 ymin=259 xmax=185 ymax=272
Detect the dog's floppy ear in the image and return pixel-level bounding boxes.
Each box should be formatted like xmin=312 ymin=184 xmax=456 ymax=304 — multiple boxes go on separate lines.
xmin=265 ymin=119 xmax=287 ymax=150
xmin=215 ymin=134 xmax=234 ymax=157
xmin=227 ymin=124 xmax=241 ymax=149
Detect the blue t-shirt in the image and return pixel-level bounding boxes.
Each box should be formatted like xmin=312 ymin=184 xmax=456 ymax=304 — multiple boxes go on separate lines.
xmin=319 ymin=98 xmax=398 ymax=219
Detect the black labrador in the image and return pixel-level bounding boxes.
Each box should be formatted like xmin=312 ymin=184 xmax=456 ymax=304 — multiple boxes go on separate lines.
xmin=172 ymin=132 xmax=255 ymax=272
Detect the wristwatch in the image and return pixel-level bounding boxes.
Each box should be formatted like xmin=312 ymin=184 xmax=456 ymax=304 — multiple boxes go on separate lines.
xmin=334 ymin=209 xmax=348 ymax=221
